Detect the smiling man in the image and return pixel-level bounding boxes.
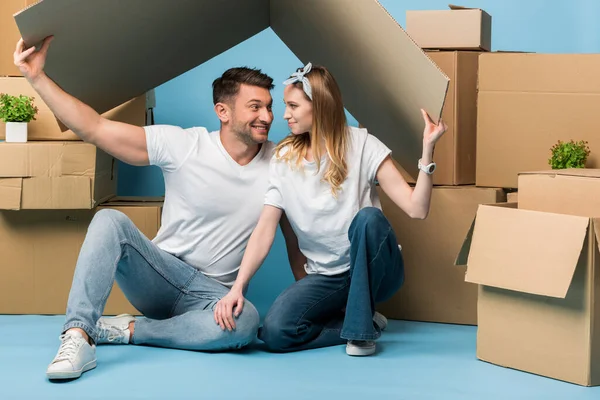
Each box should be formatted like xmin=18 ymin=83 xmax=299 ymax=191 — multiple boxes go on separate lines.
xmin=13 ymin=36 xmax=303 ymax=381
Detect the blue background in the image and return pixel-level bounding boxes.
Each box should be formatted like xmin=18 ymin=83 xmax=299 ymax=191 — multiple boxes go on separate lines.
xmin=116 ymin=0 xmax=600 ymax=315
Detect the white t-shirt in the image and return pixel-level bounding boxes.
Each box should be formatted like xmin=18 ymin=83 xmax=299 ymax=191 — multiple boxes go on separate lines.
xmin=264 ymin=126 xmax=392 ymax=276
xmin=145 ymin=125 xmax=275 ymax=287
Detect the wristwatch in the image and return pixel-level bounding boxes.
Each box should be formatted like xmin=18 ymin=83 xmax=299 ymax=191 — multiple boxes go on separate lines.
xmin=418 ymin=159 xmax=436 ymax=175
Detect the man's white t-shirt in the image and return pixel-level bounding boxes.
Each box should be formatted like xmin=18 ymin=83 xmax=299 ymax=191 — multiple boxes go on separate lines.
xmin=264 ymin=126 xmax=392 ymax=276
xmin=144 ymin=125 xmax=275 ymax=287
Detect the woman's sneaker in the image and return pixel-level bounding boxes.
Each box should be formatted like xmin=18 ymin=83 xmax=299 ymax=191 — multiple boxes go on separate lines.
xmin=46 ymin=330 xmax=96 ymax=380
xmin=373 ymin=311 xmax=388 ymax=331
xmin=346 ymin=340 xmax=376 ymax=356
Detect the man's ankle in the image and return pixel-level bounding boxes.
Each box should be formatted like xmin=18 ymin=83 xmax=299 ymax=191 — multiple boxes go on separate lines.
xmin=128 ymin=321 xmax=135 ymax=343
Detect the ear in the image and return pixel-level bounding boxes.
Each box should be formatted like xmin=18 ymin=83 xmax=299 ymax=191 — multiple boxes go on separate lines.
xmin=214 ymin=102 xmax=231 ymax=124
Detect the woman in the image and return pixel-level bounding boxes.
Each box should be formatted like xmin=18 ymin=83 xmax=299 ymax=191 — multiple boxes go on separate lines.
xmin=214 ymin=62 xmax=447 ymax=356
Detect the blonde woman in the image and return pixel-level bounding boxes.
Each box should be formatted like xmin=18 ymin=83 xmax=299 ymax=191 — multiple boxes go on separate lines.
xmin=214 ymin=63 xmax=447 ymax=356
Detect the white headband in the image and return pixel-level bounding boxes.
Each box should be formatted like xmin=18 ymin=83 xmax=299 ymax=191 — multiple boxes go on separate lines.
xmin=283 ymin=62 xmax=313 ymax=100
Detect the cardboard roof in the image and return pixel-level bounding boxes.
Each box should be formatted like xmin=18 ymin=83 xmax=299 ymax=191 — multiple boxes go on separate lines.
xmin=14 ymin=0 xmax=449 ymax=179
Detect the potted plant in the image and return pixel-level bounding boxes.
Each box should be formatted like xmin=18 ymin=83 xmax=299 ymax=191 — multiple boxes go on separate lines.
xmin=0 ymin=93 xmax=39 ymax=143
xmin=548 ymin=139 xmax=590 ymax=169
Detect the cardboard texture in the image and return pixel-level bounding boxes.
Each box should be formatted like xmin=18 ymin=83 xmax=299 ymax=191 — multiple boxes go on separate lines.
xmin=0 ymin=142 xmax=116 ymax=209
xmin=518 ymin=170 xmax=600 ymax=217
xmin=0 ymin=198 xmax=163 ymax=315
xmin=0 ymin=77 xmax=147 ymax=141
xmin=13 ymin=0 xmax=449 ymax=179
xmin=457 ymin=203 xmax=600 ymax=386
xmin=477 ymin=53 xmax=600 ymax=188
xmin=0 ymin=0 xmax=38 ymax=76
xmin=406 ymin=6 xmax=492 ymax=51
xmin=385 ymin=51 xmax=478 ymax=185
xmin=506 ymin=191 xmax=518 ymax=203
xmin=376 ymin=186 xmax=505 ymax=325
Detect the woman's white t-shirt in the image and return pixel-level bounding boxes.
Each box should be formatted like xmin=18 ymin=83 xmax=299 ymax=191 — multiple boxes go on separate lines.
xmin=264 ymin=127 xmax=392 ymax=276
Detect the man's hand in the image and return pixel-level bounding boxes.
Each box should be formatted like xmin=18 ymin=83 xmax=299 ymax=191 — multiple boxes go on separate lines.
xmin=14 ymin=36 xmax=54 ymax=83
xmin=214 ymin=288 xmax=245 ymax=331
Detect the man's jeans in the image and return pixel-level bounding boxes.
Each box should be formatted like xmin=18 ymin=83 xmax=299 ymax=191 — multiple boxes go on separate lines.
xmin=63 ymin=209 xmax=259 ymax=351
xmin=258 ymin=207 xmax=404 ymax=352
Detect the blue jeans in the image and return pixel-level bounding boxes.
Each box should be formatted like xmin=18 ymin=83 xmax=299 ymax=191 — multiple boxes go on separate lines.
xmin=258 ymin=207 xmax=404 ymax=352
xmin=63 ymin=209 xmax=259 ymax=351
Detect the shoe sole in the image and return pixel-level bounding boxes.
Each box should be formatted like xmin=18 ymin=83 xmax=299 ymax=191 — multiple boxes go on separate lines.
xmin=47 ymin=359 xmax=97 ymax=380
xmin=346 ymin=345 xmax=376 ymax=356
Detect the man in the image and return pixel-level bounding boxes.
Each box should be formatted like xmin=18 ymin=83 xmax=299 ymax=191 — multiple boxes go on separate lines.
xmin=13 ymin=36 xmax=304 ymax=380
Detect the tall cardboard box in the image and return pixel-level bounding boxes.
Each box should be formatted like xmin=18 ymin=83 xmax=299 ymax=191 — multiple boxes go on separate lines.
xmin=406 ymin=6 xmax=491 ymax=51
xmin=0 ymin=0 xmax=37 ymax=76
xmin=0 ymin=198 xmax=163 ymax=315
xmin=457 ymin=171 xmax=600 ymax=386
xmin=377 ymin=186 xmax=505 ymax=325
xmin=476 ymin=53 xmax=600 ymax=188
xmin=0 ymin=77 xmax=147 ymax=141
xmin=0 ymin=142 xmax=116 ymax=210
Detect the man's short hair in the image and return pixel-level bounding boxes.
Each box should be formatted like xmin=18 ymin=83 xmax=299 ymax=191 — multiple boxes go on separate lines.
xmin=212 ymin=67 xmax=274 ymax=105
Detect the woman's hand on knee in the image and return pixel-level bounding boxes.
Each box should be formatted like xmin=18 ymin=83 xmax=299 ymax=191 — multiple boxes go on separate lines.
xmin=214 ymin=289 xmax=245 ymax=332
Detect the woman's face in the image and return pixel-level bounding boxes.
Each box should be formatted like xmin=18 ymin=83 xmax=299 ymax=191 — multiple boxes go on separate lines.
xmin=283 ymin=85 xmax=313 ymax=135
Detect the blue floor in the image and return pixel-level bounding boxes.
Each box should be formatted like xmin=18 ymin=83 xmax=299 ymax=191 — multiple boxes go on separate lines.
xmin=1 ymin=316 xmax=598 ymax=399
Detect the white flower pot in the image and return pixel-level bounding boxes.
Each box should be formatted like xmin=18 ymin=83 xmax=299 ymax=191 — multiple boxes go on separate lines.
xmin=5 ymin=122 xmax=28 ymax=143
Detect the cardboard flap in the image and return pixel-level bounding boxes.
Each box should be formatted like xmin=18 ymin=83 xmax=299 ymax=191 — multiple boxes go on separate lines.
xmin=0 ymin=178 xmax=23 ymax=210
xmin=270 ymin=0 xmax=449 ymax=179
xmin=465 ymin=205 xmax=589 ymax=298
xmin=594 ymin=219 xmax=600 ymax=254
xmin=455 ymin=202 xmax=517 ymax=266
xmin=448 ymin=5 xmax=478 ymax=10
xmin=519 ymin=169 xmax=600 ymax=179
xmin=14 ymin=0 xmax=270 ymax=116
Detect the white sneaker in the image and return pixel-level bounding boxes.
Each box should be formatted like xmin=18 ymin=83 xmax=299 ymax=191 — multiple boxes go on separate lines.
xmin=46 ymin=330 xmax=96 ymax=380
xmin=373 ymin=311 xmax=388 ymax=331
xmin=96 ymin=314 xmax=135 ymax=345
xmin=346 ymin=340 xmax=376 ymax=356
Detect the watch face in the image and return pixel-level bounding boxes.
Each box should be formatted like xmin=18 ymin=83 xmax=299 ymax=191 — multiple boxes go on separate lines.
xmin=427 ymin=164 xmax=436 ymax=173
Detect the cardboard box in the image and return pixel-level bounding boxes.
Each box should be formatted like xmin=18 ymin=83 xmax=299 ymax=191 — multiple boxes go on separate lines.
xmin=518 ymin=169 xmax=600 ymax=217
xmin=0 ymin=77 xmax=147 ymax=141
xmin=12 ymin=0 xmax=449 ymax=179
xmin=506 ymin=191 xmax=518 ymax=203
xmin=457 ymin=200 xmax=600 ymax=386
xmin=477 ymin=53 xmax=600 ymax=188
xmin=0 ymin=0 xmax=38 ymax=76
xmin=406 ymin=6 xmax=492 ymax=51
xmin=0 ymin=142 xmax=115 ymax=209
xmin=0 ymin=197 xmax=163 ymax=315
xmin=376 ymin=186 xmax=505 ymax=325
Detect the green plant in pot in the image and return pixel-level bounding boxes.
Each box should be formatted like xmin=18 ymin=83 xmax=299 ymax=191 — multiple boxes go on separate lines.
xmin=548 ymin=139 xmax=590 ymax=169
xmin=0 ymin=93 xmax=39 ymax=143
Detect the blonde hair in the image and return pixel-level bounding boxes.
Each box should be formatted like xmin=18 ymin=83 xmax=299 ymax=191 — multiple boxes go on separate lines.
xmin=275 ymin=65 xmax=349 ymax=197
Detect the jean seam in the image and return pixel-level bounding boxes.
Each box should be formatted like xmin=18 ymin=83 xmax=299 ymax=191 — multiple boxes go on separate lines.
xmin=367 ymin=226 xmax=393 ymax=267
xmin=168 ymin=269 xmax=199 ymax=318
xmin=294 ymin=278 xmax=350 ymax=335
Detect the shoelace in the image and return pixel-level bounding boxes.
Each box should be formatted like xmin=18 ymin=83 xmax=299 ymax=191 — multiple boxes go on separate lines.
xmin=54 ymin=334 xmax=80 ymax=362
xmin=97 ymin=324 xmax=125 ymax=343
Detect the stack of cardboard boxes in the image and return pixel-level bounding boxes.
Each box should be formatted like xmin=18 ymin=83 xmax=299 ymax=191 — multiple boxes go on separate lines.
xmin=0 ymin=0 xmax=161 ymax=316
xmin=376 ymin=6 xmax=505 ymax=326
xmin=377 ymin=5 xmax=600 ymax=387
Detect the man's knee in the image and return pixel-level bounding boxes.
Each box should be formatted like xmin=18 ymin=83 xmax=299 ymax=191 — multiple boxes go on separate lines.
xmin=233 ymin=301 xmax=260 ymax=346
xmin=90 ymin=209 xmax=132 ymax=234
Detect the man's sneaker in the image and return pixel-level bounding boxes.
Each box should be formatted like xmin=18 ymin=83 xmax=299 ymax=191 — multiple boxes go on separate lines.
xmin=373 ymin=311 xmax=388 ymax=331
xmin=96 ymin=314 xmax=135 ymax=344
xmin=46 ymin=330 xmax=96 ymax=380
xmin=346 ymin=340 xmax=376 ymax=356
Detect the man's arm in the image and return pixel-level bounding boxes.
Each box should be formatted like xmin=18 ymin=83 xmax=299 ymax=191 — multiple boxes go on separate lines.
xmin=14 ymin=37 xmax=148 ymax=166
xmin=279 ymin=212 xmax=307 ymax=281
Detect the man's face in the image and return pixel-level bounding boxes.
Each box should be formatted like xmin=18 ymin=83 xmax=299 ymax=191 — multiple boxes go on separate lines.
xmin=230 ymin=84 xmax=273 ymax=145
